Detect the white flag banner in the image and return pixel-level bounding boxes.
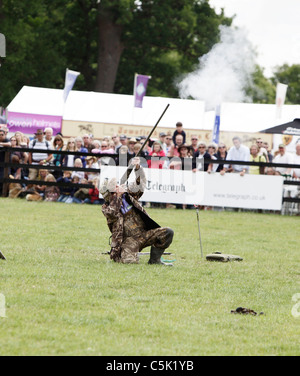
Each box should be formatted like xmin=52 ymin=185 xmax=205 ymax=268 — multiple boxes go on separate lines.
xmin=63 ymin=69 xmax=80 ymax=103
xmin=275 ymin=83 xmax=288 ymax=119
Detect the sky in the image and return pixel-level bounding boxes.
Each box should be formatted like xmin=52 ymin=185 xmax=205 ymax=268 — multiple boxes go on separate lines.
xmin=209 ymin=0 xmax=300 ymax=77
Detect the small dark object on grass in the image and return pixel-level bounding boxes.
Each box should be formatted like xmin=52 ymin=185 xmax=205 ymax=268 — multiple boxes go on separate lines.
xmin=231 ymin=307 xmax=264 ymax=316
xmin=0 ymin=251 xmax=6 ymax=260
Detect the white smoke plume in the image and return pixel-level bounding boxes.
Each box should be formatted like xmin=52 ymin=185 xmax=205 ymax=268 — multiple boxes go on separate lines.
xmin=178 ymin=26 xmax=257 ymax=111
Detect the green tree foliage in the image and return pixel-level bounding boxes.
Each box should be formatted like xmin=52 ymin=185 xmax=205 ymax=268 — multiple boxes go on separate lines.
xmin=272 ymin=64 xmax=300 ymax=104
xmin=0 ymin=0 xmax=285 ymax=109
xmin=0 ymin=0 xmax=232 ymax=106
xmin=0 ymin=0 xmax=67 ymax=105
xmin=246 ymin=65 xmax=276 ymax=104
xmin=115 ymin=0 xmax=232 ymax=97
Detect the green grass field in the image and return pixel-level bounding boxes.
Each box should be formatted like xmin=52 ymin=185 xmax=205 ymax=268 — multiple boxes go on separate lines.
xmin=0 ymin=198 xmax=299 ymax=356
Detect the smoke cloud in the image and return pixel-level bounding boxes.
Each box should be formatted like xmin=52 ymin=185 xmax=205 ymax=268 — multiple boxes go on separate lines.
xmin=178 ymin=26 xmax=257 ymax=111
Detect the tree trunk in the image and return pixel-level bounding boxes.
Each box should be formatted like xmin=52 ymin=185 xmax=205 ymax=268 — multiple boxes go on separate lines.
xmin=95 ymin=10 xmax=124 ymax=93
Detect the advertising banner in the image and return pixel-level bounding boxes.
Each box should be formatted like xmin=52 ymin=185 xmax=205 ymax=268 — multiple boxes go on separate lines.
xmin=7 ymin=112 xmax=62 ymax=135
xmin=202 ymin=173 xmax=284 ymax=211
xmin=100 ymin=166 xmax=205 ymax=206
xmin=100 ymin=167 xmax=284 ymax=210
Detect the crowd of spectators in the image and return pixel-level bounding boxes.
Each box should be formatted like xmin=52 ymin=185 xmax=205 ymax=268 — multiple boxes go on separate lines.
xmin=0 ymin=121 xmax=300 ymax=206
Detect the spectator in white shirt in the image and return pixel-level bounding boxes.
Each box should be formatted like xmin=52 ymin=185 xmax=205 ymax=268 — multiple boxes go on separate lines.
xmin=44 ymin=127 xmax=54 ymax=144
xmin=221 ymin=137 xmax=250 ymax=176
xmin=272 ymin=144 xmax=293 ymax=176
xmin=293 ymin=143 xmax=300 ymax=179
xmin=28 ymin=129 xmax=53 ymax=180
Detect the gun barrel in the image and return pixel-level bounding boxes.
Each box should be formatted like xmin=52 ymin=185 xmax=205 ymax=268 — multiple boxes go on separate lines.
xmin=120 ymin=104 xmax=170 ymax=185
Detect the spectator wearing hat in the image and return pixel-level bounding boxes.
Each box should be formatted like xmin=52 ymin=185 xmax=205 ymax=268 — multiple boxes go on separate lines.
xmin=128 ymin=138 xmax=137 ymax=156
xmin=120 ymin=135 xmax=128 ymax=147
xmin=172 ymin=122 xmax=186 ymax=145
xmin=85 ymin=155 xmax=99 ymax=182
xmin=170 ymin=144 xmax=194 ymax=171
xmin=28 ymin=129 xmax=53 ymax=181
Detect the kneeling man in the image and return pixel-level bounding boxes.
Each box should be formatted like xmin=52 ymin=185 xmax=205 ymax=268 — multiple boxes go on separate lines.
xmin=100 ymin=158 xmax=174 ymax=265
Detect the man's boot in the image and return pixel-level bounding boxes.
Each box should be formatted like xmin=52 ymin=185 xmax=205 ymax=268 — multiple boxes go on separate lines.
xmin=148 ymin=246 xmax=173 ymax=266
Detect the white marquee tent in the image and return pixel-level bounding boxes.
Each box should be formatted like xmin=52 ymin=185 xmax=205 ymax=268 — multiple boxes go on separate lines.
xmin=6 ymin=85 xmax=300 ymax=135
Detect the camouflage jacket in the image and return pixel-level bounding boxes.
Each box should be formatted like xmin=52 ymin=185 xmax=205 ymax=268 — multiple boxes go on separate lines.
xmin=102 ymin=167 xmax=160 ymax=261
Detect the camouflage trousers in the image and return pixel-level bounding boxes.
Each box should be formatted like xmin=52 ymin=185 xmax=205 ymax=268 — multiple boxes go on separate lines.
xmin=120 ymin=227 xmax=174 ymax=264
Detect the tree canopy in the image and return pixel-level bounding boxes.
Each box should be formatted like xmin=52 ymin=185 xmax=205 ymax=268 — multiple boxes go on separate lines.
xmin=272 ymin=64 xmax=300 ymax=105
xmin=0 ymin=0 xmax=298 ymax=108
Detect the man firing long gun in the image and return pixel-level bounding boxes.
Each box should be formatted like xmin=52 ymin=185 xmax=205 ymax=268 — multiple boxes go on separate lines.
xmin=99 ymin=105 xmax=174 ymax=265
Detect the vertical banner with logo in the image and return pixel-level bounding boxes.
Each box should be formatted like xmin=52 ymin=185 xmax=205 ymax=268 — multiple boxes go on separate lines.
xmin=275 ymin=83 xmax=288 ymax=119
xmin=63 ymin=69 xmax=80 ymax=103
xmin=212 ymin=105 xmax=221 ymax=144
xmin=134 ymin=74 xmax=151 ymax=108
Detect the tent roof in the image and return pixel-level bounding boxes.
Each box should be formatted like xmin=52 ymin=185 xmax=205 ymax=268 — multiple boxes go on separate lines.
xmin=7 ymin=86 xmax=206 ymax=130
xmin=261 ymin=118 xmax=300 ymax=135
xmin=7 ymin=86 xmax=64 ymax=117
xmin=7 ymin=86 xmax=300 ymax=133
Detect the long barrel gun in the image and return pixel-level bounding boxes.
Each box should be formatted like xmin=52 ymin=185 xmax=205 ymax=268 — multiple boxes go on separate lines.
xmin=120 ymin=104 xmax=170 ymax=185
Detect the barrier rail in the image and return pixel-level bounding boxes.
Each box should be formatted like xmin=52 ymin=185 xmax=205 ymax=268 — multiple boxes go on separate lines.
xmin=0 ymin=147 xmax=300 ymax=207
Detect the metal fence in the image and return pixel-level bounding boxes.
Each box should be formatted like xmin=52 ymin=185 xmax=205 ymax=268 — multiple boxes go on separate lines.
xmin=1 ymin=146 xmax=300 ymax=209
